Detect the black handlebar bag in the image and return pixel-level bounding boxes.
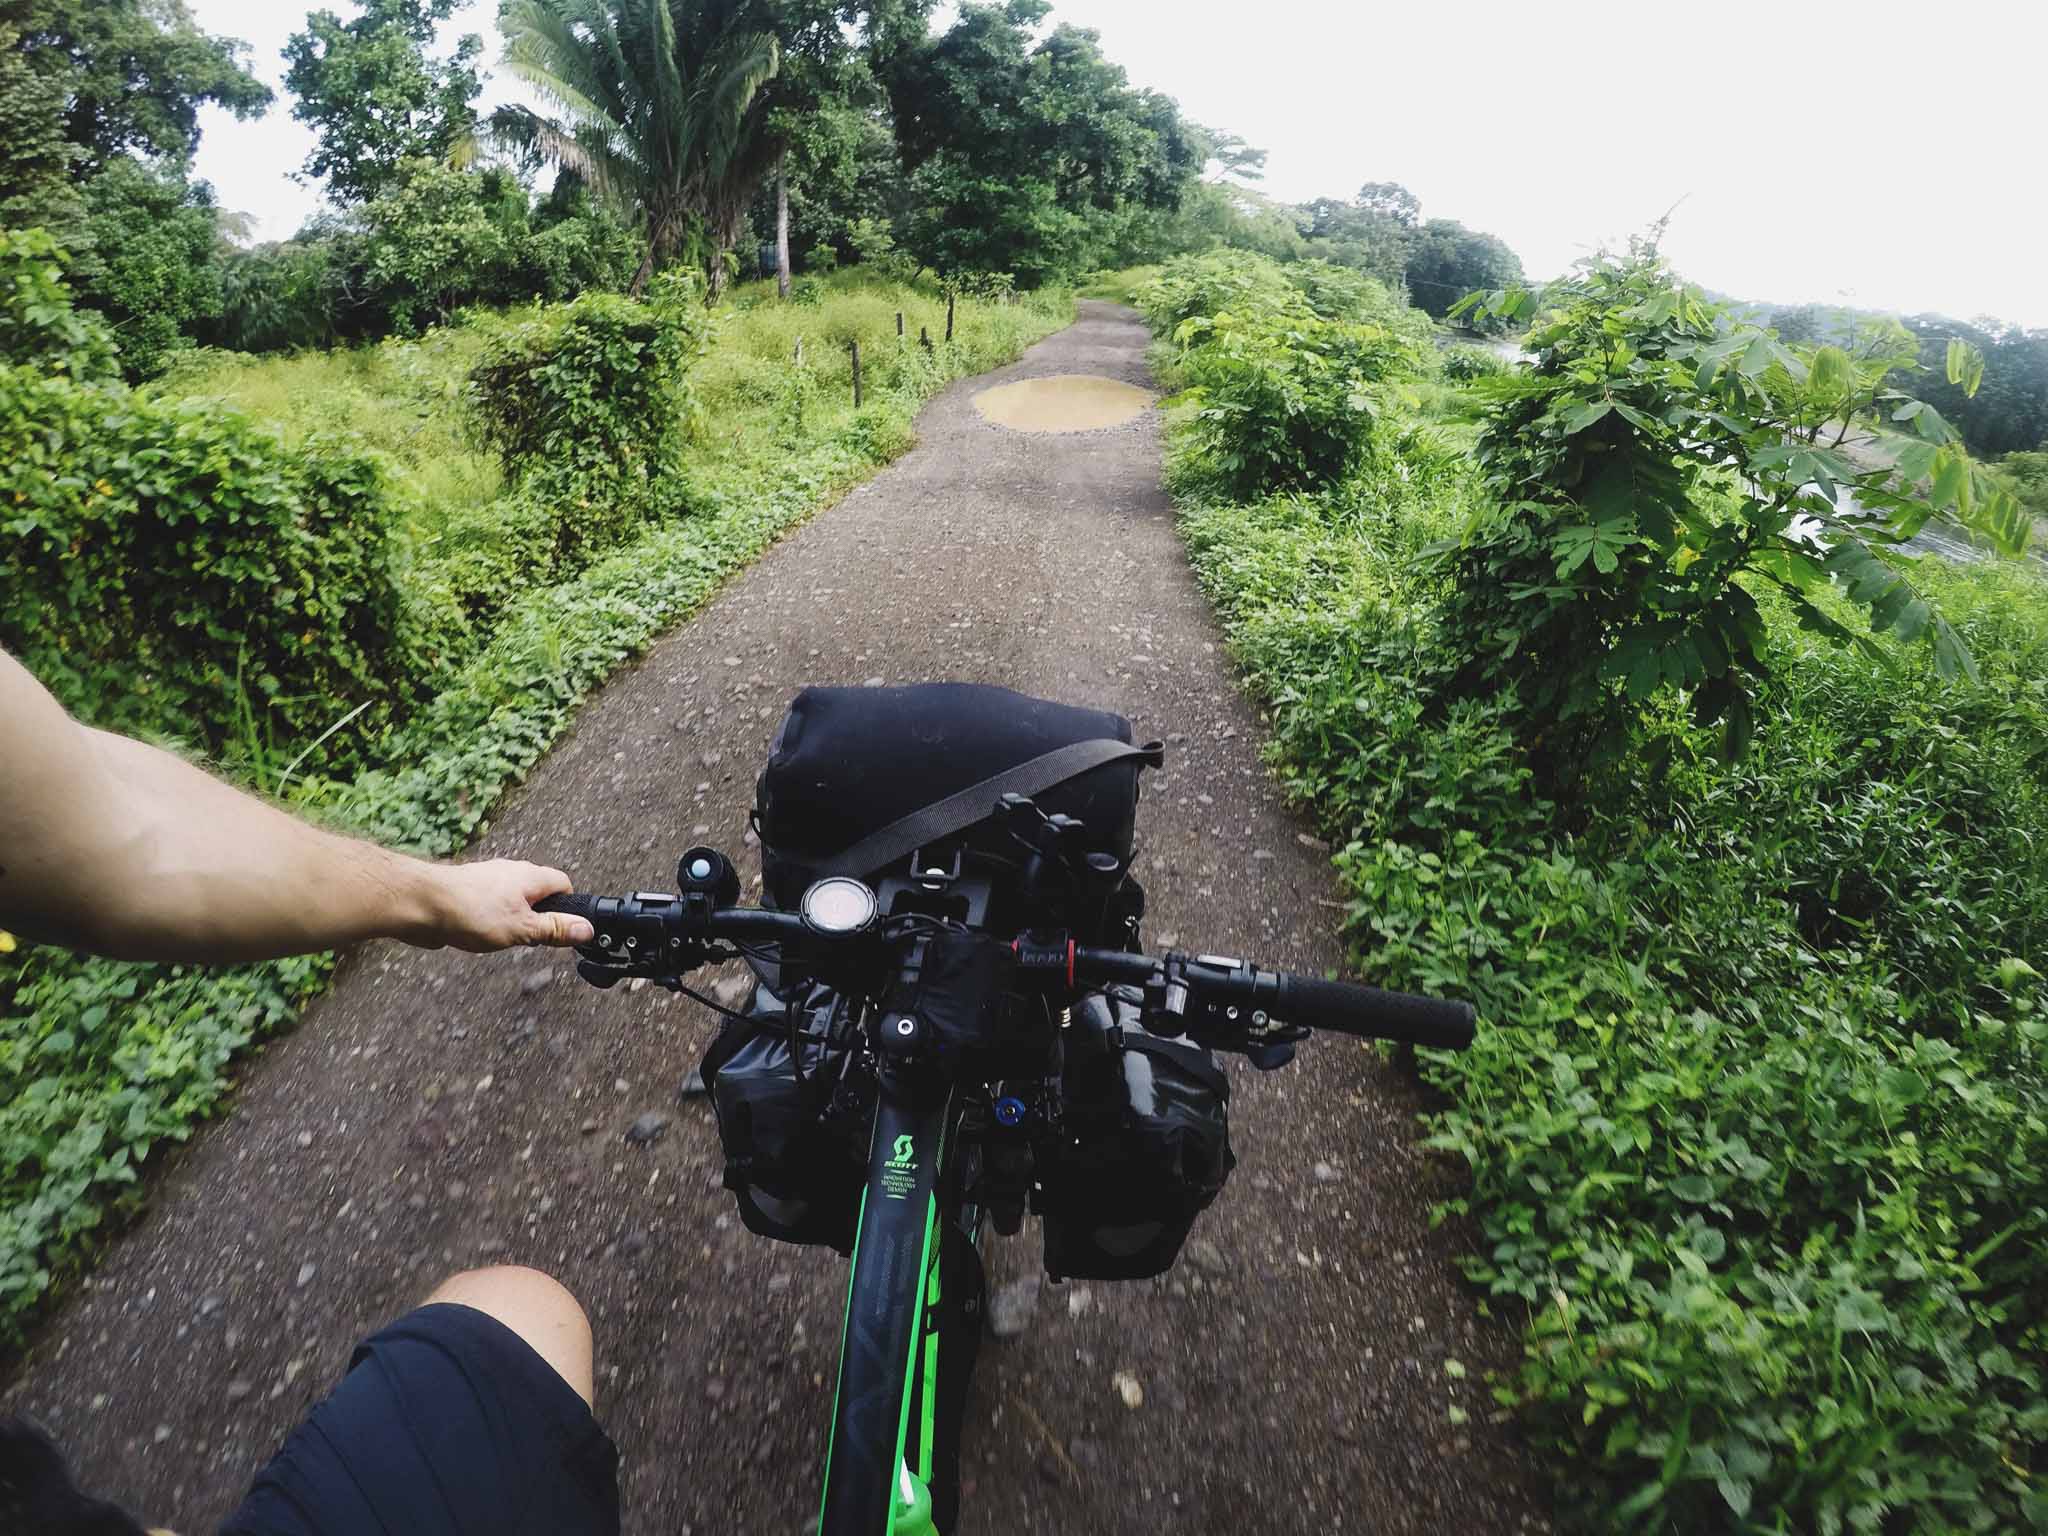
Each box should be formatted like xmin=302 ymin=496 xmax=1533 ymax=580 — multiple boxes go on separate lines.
xmin=754 ymin=682 xmax=1152 ymax=911
xmin=883 ymin=928 xmax=1055 ymax=1080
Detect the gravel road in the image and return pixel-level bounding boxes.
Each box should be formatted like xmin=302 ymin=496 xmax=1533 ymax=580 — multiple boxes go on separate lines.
xmin=4 ymin=302 xmax=1546 ymax=1535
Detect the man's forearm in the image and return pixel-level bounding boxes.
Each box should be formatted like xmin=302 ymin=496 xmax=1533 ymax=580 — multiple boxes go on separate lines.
xmin=0 ymin=645 xmax=588 ymax=961
xmin=52 ymin=730 xmax=446 ymax=964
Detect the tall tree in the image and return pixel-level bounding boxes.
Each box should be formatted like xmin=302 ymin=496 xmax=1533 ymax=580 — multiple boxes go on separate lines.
xmin=493 ymin=0 xmax=781 ymax=296
xmin=1297 ymin=192 xmax=1411 ymax=291
xmin=284 ymin=0 xmax=485 ymax=205
xmin=1355 ymin=180 xmax=1420 ymax=228
xmin=887 ymin=0 xmax=1200 ymax=283
xmin=0 ymin=19 xmax=86 ymax=243
xmin=1196 ymin=125 xmax=1266 ymax=185
xmin=1404 ymin=218 xmax=1523 ymax=319
xmin=498 ymin=0 xmax=928 ymax=299
xmin=74 ymin=155 xmax=226 ymax=377
xmin=3 ymin=0 xmax=270 ymax=172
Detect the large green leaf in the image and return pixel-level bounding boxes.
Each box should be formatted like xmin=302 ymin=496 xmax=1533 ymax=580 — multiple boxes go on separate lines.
xmin=1932 ymin=616 xmax=1980 ymax=683
xmin=1562 ymin=400 xmax=1614 ymax=434
xmin=1931 ymin=447 xmax=1968 ymax=511
xmin=1808 ymin=344 xmax=1850 ymax=398
xmin=1945 ymin=337 xmax=1986 ymax=398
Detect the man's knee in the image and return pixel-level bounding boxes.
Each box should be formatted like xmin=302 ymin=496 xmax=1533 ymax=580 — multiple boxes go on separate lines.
xmin=423 ymin=1265 xmax=595 ymax=1406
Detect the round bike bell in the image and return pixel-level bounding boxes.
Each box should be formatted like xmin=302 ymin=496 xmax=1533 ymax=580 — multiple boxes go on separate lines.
xmin=800 ymin=876 xmax=879 ymax=936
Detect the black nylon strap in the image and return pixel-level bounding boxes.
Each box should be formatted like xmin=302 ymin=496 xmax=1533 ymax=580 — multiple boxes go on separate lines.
xmin=814 ymin=736 xmax=1163 ymax=880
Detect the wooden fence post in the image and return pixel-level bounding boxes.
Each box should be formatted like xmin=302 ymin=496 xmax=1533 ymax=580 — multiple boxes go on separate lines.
xmin=793 ymin=337 xmax=804 ymax=367
xmin=896 ymin=311 xmax=904 ymax=338
xmin=920 ymin=326 xmax=932 ymax=354
xmin=946 ymin=293 xmax=955 ymax=344
xmin=850 ymin=340 xmax=862 ymax=408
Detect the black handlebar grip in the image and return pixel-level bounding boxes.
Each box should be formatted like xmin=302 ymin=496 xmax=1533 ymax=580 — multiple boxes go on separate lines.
xmin=533 ymin=892 xmax=605 ymax=931
xmin=1276 ymin=972 xmax=1477 ymax=1051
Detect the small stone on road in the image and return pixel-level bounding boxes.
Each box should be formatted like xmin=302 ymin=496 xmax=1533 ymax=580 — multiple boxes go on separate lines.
xmin=626 ymin=1112 xmax=670 ymax=1144
xmin=989 ymin=1279 xmax=1037 ymax=1339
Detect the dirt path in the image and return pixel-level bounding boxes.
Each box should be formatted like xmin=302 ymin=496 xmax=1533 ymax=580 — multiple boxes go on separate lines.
xmin=4 ymin=302 xmax=1545 ymax=1535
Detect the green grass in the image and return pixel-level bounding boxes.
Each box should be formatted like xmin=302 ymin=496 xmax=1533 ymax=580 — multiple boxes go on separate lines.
xmin=1075 ymin=265 xmax=1162 ymax=305
xmin=152 ymin=324 xmax=506 ymax=545
xmin=0 ymin=272 xmax=1073 ymax=1348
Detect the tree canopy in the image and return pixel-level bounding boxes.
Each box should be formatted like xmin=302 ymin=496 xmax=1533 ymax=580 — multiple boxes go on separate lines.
xmin=4 ymin=0 xmax=270 ymax=171
xmin=1402 ymin=218 xmax=1524 ymax=319
xmin=886 ymin=0 xmax=1199 ymax=282
xmin=284 ymin=0 xmax=485 ymax=205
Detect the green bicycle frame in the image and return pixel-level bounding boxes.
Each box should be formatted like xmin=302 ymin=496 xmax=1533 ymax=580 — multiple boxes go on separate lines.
xmin=816 ymin=1086 xmax=956 ymax=1536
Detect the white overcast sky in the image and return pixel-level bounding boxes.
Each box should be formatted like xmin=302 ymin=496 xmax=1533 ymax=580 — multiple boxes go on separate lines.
xmin=190 ymin=0 xmax=2048 ymax=326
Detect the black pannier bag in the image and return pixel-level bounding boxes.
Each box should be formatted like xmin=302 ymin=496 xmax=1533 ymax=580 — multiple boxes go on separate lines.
xmin=1036 ymin=990 xmax=1236 ymax=1281
xmin=754 ymin=683 xmax=1151 ymax=926
xmin=700 ymin=975 xmax=875 ymax=1252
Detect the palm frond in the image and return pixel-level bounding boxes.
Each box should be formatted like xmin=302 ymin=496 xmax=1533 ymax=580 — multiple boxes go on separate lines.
xmin=684 ymin=29 xmax=780 ymax=181
xmin=499 ymin=0 xmax=629 ymax=136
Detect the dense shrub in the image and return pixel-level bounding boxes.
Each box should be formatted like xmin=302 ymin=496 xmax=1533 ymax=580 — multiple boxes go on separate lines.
xmin=0 ymin=364 xmax=417 ymax=768
xmin=0 ymin=228 xmax=118 ymax=380
xmin=1144 ymin=260 xmax=2048 ymax=1535
xmin=1135 ymin=249 xmax=1300 ymax=333
xmin=468 ymin=274 xmax=707 ymax=557
xmin=1438 ymin=242 xmax=2027 ymax=777
xmin=72 ymin=156 xmax=225 ymax=380
xmin=1142 ymin=252 xmax=1429 ymax=499
xmin=0 ymin=238 xmax=416 ymax=771
xmin=200 ymin=163 xmax=637 ymax=355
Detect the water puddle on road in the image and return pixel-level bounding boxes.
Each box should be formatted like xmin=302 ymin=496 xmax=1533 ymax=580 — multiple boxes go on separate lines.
xmin=973 ymin=374 xmax=1153 ymax=433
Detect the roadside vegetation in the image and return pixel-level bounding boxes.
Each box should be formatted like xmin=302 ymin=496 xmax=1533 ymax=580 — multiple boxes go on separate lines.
xmin=0 ymin=233 xmax=1069 ymax=1340
xmin=1133 ymin=248 xmax=2046 ymax=1533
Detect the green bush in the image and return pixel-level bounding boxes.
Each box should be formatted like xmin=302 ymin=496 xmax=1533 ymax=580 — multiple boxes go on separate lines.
xmin=469 ymin=275 xmax=707 ymax=557
xmin=1165 ymin=299 xmax=1426 ymax=499
xmin=1135 ymin=249 xmax=1300 ymax=334
xmin=1150 ymin=266 xmax=2048 ymax=1534
xmin=0 ymin=228 xmax=119 ymax=381
xmin=73 ymin=157 xmax=226 ymax=380
xmin=0 ymin=363 xmax=417 ymax=771
xmin=1438 ymin=242 xmax=2027 ymax=777
xmin=1441 ymin=343 xmax=1511 ymax=382
xmin=0 ymin=247 xmax=419 ymax=772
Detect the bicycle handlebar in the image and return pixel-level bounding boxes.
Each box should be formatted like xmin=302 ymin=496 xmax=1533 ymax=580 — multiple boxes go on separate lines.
xmin=536 ymin=885 xmax=1476 ymax=1053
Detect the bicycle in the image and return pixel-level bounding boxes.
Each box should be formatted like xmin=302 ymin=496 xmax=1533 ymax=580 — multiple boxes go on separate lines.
xmin=535 ymin=686 xmax=1475 ymax=1536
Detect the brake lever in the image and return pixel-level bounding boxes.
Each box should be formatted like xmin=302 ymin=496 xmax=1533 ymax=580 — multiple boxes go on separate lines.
xmin=570 ymin=925 xmax=744 ymax=992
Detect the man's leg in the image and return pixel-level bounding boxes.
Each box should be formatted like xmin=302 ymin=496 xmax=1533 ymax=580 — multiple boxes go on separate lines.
xmin=222 ymin=1265 xmax=618 ymax=1535
xmin=422 ymin=1265 xmax=596 ymax=1407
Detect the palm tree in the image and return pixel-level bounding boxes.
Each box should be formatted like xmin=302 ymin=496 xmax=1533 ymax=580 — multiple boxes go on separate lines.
xmin=494 ymin=0 xmax=780 ymax=297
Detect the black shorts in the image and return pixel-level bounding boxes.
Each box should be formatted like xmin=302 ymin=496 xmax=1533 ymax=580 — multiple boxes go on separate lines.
xmin=219 ymin=1303 xmax=620 ymax=1536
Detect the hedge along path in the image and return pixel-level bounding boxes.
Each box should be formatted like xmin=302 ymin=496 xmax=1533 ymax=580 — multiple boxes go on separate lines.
xmin=4 ymin=303 xmax=1544 ymax=1535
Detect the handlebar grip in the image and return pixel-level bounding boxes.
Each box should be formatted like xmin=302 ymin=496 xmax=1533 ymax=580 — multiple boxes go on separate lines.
xmin=534 ymin=892 xmax=605 ymax=929
xmin=1276 ymin=972 xmax=1477 ymax=1051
